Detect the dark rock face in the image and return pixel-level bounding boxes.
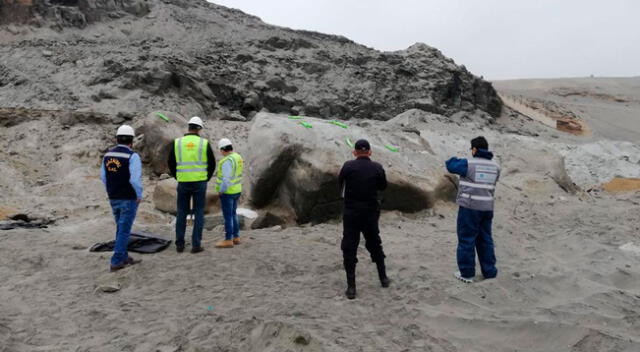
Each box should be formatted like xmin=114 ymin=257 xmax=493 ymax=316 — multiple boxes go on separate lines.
xmin=0 ymin=0 xmax=502 ymax=121
xmin=0 ymin=0 xmax=149 ymax=28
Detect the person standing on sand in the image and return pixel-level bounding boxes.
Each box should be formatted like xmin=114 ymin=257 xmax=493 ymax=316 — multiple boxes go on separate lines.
xmin=100 ymin=125 xmax=143 ymax=272
xmin=338 ymin=139 xmax=390 ymax=300
xmin=214 ymin=138 xmax=244 ymax=248
xmin=445 ymin=136 xmax=501 ymax=283
xmin=167 ymin=116 xmax=216 ymax=254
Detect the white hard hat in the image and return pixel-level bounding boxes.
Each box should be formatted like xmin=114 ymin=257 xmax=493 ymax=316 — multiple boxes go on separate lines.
xmin=116 ymin=125 xmax=135 ymax=137
xmin=218 ymin=138 xmax=232 ymax=149
xmin=188 ymin=116 xmax=204 ymax=128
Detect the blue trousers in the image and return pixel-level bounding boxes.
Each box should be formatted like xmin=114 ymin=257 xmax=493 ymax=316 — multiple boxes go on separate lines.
xmin=109 ymin=199 xmax=138 ymax=266
xmin=176 ymin=181 xmax=207 ymax=248
xmin=220 ymin=193 xmax=241 ymax=240
xmin=456 ymin=206 xmax=497 ymax=279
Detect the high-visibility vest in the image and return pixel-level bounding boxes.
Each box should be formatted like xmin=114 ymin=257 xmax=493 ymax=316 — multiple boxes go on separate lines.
xmin=216 ymin=152 xmax=243 ymax=194
xmin=174 ymin=135 xmax=209 ymax=182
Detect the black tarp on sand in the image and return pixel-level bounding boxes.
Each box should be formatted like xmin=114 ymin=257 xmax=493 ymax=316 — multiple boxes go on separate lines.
xmin=90 ymin=231 xmax=172 ymax=253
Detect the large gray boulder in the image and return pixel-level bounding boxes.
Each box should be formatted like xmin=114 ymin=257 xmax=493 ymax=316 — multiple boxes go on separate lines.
xmin=153 ymin=178 xmax=220 ymax=215
xmin=420 ymin=129 xmax=580 ymax=199
xmin=246 ymin=112 xmax=455 ymax=224
xmin=135 ymin=111 xmax=218 ymax=176
xmin=135 ymin=111 xmax=186 ymax=176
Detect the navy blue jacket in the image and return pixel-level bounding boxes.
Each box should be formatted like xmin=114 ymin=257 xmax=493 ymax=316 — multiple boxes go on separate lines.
xmin=446 ymin=149 xmax=495 ymax=177
xmin=102 ymin=145 xmax=139 ymax=200
xmin=338 ymin=157 xmax=387 ymax=210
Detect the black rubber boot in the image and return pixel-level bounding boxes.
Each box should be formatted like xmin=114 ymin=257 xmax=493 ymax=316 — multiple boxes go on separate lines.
xmin=344 ymin=260 xmax=357 ymax=299
xmin=376 ymin=260 xmax=390 ymax=288
xmin=345 ymin=273 xmax=356 ymax=299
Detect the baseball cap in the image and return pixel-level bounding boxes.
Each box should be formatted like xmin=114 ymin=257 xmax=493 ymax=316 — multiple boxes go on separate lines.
xmin=354 ymin=139 xmax=371 ymax=151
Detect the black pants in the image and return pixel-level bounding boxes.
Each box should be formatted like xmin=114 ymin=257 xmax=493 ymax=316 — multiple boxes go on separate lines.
xmin=341 ymin=208 xmax=386 ymax=275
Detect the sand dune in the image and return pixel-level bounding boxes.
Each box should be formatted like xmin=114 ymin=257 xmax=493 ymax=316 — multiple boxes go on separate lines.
xmin=494 ymin=77 xmax=640 ymax=142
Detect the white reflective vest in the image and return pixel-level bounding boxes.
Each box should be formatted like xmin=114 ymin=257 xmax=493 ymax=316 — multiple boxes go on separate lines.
xmin=456 ymin=157 xmax=500 ymax=211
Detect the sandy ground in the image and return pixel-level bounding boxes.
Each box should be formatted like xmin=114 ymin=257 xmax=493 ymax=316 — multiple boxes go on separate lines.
xmin=2 ymin=178 xmax=640 ymax=351
xmin=0 ymin=154 xmax=640 ymax=352
xmin=2 ymin=84 xmax=640 ymax=351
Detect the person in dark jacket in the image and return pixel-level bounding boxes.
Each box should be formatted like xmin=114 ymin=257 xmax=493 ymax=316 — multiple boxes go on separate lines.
xmin=338 ymin=139 xmax=390 ymax=299
xmin=100 ymin=125 xmax=143 ymax=272
xmin=445 ymin=136 xmax=501 ymax=283
xmin=166 ymin=116 xmax=216 ymax=253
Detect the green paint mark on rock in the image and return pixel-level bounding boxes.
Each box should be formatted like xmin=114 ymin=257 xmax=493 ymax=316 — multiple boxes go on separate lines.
xmin=155 ymin=112 xmax=170 ymax=122
xmin=299 ymin=121 xmax=313 ymax=129
xmin=330 ymin=120 xmax=348 ymax=129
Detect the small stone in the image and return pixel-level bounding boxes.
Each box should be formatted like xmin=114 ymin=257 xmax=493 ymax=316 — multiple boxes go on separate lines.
xmin=204 ymin=214 xmax=225 ymax=231
xmin=42 ymin=50 xmax=53 ymax=57
xmin=95 ymin=273 xmax=126 ymax=293
xmin=251 ymin=212 xmax=286 ymax=230
xmin=6 ymin=25 xmax=20 ymax=35
xmin=294 ymin=335 xmax=310 ymax=345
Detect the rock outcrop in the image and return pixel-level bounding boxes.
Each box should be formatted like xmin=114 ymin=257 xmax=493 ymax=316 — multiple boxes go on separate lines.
xmin=246 ymin=112 xmax=456 ymax=224
xmin=0 ymin=0 xmax=501 ymax=122
xmin=153 ymin=178 xmax=219 ymax=215
xmin=0 ymin=0 xmax=149 ymax=28
xmin=250 ymin=211 xmax=286 ymax=230
xmin=135 ymin=111 xmax=186 ymax=176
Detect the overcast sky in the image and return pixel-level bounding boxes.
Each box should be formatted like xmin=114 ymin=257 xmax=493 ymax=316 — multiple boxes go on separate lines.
xmin=211 ymin=0 xmax=640 ymax=80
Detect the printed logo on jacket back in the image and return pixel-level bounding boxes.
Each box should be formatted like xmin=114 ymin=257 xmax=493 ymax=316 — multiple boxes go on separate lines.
xmin=106 ymin=158 xmax=122 ymax=172
xmin=474 ymin=165 xmax=498 ymax=184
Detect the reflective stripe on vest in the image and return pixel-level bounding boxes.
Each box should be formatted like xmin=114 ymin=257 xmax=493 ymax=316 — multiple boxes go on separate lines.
xmin=216 ymin=152 xmax=243 ymax=194
xmin=458 ymin=181 xmax=495 ymax=190
xmin=175 ymin=136 xmax=208 ymax=182
xmin=104 ymin=152 xmax=132 ymax=159
xmin=459 ymin=193 xmax=494 ymax=201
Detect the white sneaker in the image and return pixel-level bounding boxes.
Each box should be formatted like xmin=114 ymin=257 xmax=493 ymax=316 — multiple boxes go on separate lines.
xmin=455 ymin=271 xmax=474 ymax=283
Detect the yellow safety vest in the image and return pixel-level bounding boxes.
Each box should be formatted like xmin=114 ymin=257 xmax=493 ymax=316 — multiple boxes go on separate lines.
xmin=174 ymin=135 xmax=209 ymax=182
xmin=216 ymin=152 xmax=243 ymax=194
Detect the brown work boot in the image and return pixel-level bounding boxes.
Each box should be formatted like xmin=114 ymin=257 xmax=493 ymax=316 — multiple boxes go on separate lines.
xmin=232 ymin=237 xmax=241 ymax=245
xmin=110 ymin=256 xmax=141 ymax=272
xmin=215 ymin=240 xmax=234 ymax=248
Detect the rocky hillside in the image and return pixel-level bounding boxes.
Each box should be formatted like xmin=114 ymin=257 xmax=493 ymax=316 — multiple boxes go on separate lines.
xmin=0 ymin=0 xmax=502 ymax=121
